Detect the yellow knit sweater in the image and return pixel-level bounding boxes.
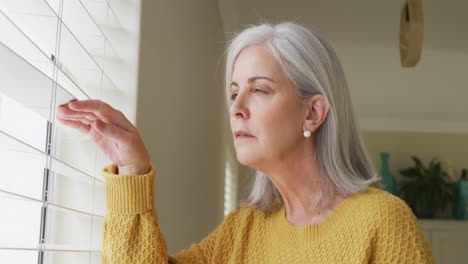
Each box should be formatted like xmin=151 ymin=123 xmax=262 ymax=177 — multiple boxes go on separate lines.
xmin=101 ymin=163 xmax=435 ymax=264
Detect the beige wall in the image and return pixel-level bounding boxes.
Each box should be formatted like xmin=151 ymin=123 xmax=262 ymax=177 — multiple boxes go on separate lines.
xmin=363 ymin=131 xmax=468 ymax=183
xmin=136 ymin=0 xmax=226 ymax=254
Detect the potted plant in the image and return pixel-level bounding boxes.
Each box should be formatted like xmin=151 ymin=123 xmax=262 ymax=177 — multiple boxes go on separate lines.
xmin=398 ymin=156 xmax=455 ymax=218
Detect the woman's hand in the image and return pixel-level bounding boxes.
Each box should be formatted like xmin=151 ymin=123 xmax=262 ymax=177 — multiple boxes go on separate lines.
xmin=56 ymin=99 xmax=151 ymax=176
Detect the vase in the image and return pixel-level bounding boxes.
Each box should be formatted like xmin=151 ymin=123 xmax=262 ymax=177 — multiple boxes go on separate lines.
xmin=379 ymin=152 xmax=397 ymax=195
xmin=453 ymin=177 xmax=468 ymax=220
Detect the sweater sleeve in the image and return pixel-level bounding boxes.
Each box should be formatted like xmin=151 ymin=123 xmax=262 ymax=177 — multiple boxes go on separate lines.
xmin=101 ymin=163 xmax=225 ymax=264
xmin=370 ymin=196 xmax=435 ymax=264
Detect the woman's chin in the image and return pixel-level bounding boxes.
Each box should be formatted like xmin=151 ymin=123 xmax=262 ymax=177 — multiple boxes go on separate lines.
xmin=236 ymin=151 xmax=260 ymax=167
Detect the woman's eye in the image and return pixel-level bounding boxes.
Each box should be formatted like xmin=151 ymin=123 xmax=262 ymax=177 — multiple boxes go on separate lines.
xmin=230 ymin=93 xmax=238 ymax=101
xmin=230 ymin=89 xmax=265 ymax=101
xmin=253 ymin=88 xmax=265 ymax=94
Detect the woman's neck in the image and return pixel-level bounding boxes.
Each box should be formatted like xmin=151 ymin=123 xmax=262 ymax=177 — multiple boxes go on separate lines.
xmin=283 ymin=195 xmax=347 ymax=227
xmin=261 ymin=142 xmax=346 ymax=227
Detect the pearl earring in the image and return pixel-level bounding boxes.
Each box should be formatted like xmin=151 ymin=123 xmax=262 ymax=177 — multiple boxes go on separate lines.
xmin=303 ymin=130 xmax=311 ymax=138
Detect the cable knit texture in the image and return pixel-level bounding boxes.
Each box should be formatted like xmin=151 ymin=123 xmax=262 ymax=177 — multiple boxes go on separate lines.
xmin=101 ymin=163 xmax=435 ymax=264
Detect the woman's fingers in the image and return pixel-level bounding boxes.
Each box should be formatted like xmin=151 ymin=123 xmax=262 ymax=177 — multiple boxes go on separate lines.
xmin=92 ymin=119 xmax=130 ymax=142
xmin=65 ymin=116 xmax=94 ymax=125
xmin=56 ymin=99 xmax=150 ymax=173
xmin=56 ymin=116 xmax=91 ymax=134
xmin=67 ymin=100 xmax=136 ymax=133
xmin=58 ymin=116 xmax=129 ymax=143
xmin=57 ymin=99 xmax=134 ymax=142
xmin=57 ymin=104 xmax=99 ymax=121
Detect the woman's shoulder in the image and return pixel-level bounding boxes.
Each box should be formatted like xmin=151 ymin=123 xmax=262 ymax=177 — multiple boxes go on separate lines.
xmin=224 ymin=205 xmax=266 ymax=222
xmin=221 ymin=204 xmax=278 ymax=229
xmin=355 ymin=186 xmax=417 ymax=223
xmin=365 ymin=186 xmax=411 ymax=209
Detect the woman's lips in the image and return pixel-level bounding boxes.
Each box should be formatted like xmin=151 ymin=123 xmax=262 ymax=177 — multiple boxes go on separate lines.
xmin=234 ymin=130 xmax=254 ymax=138
xmin=235 ymin=135 xmax=256 ymax=140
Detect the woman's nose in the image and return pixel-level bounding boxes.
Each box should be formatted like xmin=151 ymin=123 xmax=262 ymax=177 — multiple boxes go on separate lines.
xmin=229 ymin=94 xmax=250 ymax=119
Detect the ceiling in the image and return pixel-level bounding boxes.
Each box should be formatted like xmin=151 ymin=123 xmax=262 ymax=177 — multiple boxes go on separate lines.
xmin=218 ymin=0 xmax=468 ymax=134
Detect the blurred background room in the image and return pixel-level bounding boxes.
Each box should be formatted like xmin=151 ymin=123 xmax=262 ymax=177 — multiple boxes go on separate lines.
xmin=0 ymin=0 xmax=466 ymax=263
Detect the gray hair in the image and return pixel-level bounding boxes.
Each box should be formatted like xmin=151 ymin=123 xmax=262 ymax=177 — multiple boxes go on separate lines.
xmin=224 ymin=22 xmax=381 ymax=212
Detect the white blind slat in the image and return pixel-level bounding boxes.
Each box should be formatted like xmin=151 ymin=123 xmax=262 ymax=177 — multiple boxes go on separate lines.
xmin=0 ymin=148 xmax=46 ymax=200
xmin=1 ymin=1 xmax=126 ymax=99
xmin=0 ymin=248 xmax=101 ymax=253
xmin=0 ymin=250 xmax=38 ymax=263
xmin=0 ymin=189 xmax=104 ymax=252
xmin=0 ymin=93 xmax=48 ymax=149
xmin=0 ymin=192 xmax=42 ymax=249
xmin=0 ymin=120 xmax=105 ymax=188
xmin=0 ymin=127 xmax=103 ymax=184
xmin=0 ymin=188 xmax=105 ymax=219
xmin=0 ymin=248 xmax=101 ymax=264
xmin=0 ymin=37 xmax=85 ymax=116
xmin=0 ymin=1 xmax=58 ymax=61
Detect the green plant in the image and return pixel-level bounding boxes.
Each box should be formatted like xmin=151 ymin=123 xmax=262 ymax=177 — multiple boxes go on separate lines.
xmin=398 ymin=156 xmax=455 ymax=218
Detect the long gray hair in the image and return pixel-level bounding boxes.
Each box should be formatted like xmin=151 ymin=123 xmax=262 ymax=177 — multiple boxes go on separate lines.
xmin=224 ymin=22 xmax=381 ymax=212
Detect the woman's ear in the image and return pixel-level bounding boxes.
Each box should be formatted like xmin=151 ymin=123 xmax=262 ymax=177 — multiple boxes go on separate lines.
xmin=303 ymin=94 xmax=330 ymax=132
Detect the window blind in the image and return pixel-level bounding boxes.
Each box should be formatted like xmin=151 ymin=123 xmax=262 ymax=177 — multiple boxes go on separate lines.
xmin=0 ymin=0 xmax=141 ymax=263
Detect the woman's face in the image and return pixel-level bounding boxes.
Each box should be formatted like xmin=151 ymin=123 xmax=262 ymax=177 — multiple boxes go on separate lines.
xmin=229 ymin=44 xmax=307 ymax=170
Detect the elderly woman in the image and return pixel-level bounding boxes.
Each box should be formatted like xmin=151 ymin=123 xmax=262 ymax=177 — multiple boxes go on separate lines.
xmin=57 ymin=22 xmax=434 ymax=263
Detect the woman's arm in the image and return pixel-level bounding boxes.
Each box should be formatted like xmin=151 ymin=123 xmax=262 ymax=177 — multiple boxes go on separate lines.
xmin=102 ymin=163 xmax=226 ymax=264
xmin=57 ymin=100 xmax=229 ymax=263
